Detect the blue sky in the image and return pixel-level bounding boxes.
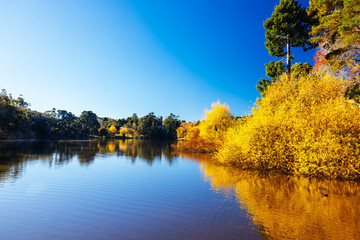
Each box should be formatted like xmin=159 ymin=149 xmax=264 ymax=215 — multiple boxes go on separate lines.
xmin=0 ymin=0 xmax=315 ymax=121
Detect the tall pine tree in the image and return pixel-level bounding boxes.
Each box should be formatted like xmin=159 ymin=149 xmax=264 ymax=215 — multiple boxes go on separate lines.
xmin=264 ymin=0 xmax=315 ymax=76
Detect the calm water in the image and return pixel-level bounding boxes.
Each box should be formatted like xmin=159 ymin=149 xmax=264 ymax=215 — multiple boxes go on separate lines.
xmin=1 ymin=140 xmax=360 ymax=240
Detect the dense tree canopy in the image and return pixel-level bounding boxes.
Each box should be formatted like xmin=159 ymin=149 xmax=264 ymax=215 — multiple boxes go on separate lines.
xmin=80 ymin=111 xmax=100 ymax=136
xmin=309 ymin=0 xmax=359 ymax=78
xmin=137 ymin=112 xmax=163 ymax=139
xmin=163 ymin=113 xmax=181 ymax=139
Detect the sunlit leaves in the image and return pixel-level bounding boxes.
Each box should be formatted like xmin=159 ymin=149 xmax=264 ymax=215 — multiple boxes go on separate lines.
xmin=217 ymin=74 xmax=360 ymax=180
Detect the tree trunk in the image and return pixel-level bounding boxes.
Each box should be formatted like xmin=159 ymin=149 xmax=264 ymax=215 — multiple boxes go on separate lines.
xmin=287 ymin=36 xmax=291 ymax=79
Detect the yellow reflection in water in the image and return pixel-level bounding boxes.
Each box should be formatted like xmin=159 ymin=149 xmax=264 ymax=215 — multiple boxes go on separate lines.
xmin=196 ymin=157 xmax=360 ymax=240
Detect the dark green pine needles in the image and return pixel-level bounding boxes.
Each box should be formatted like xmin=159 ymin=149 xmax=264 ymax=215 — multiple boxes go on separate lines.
xmin=264 ymin=0 xmax=315 ymax=75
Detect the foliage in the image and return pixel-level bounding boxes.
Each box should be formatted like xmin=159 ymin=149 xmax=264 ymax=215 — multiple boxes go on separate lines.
xmin=257 ymin=61 xmax=285 ymax=95
xmin=175 ymin=101 xmax=234 ymax=153
xmin=0 ymin=89 xmax=182 ymax=140
xmin=108 ymin=125 xmax=118 ymax=136
xmin=163 ymin=113 xmax=181 ymax=139
xmin=258 ymin=61 xmax=312 ymax=95
xmin=98 ymin=128 xmax=108 ymax=137
xmin=309 ymin=0 xmax=360 ymax=78
xmin=217 ymin=74 xmax=360 ymax=180
xmin=290 ymin=62 xmax=313 ymax=77
xmin=174 ymin=123 xmax=213 ymax=153
xmin=0 ymin=90 xmax=38 ymax=138
xmin=176 ymin=122 xmax=194 ymax=139
xmin=79 ymin=111 xmax=100 ymax=136
xmin=198 ymin=101 xmax=234 ymax=151
xmin=126 ymin=113 xmax=139 ymax=130
xmin=256 ymin=79 xmax=273 ymax=96
xmin=264 ymin=0 xmax=315 ymax=74
xmin=100 ymin=117 xmax=119 ymax=129
xmin=119 ymin=127 xmax=136 ymax=138
xmin=137 ymin=112 xmax=163 ymax=139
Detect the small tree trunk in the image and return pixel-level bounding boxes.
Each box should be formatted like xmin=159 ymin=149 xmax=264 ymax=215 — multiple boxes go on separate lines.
xmin=287 ymin=36 xmax=291 ymax=79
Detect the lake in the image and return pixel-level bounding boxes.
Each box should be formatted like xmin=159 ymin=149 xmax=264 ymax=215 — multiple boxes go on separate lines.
xmin=1 ymin=140 xmax=359 ymax=240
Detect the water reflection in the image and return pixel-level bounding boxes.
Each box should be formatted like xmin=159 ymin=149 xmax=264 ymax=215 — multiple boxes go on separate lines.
xmin=2 ymin=141 xmax=360 ymax=239
xmin=0 ymin=140 xmax=175 ymax=182
xmin=198 ymin=158 xmax=360 ymax=240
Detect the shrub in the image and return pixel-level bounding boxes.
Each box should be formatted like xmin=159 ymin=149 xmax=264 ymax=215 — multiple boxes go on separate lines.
xmin=217 ymin=74 xmax=360 ymax=180
xmin=175 ymin=101 xmax=233 ymax=153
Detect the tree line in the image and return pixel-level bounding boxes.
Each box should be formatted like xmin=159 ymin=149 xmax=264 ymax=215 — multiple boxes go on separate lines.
xmin=0 ymin=89 xmax=181 ymax=140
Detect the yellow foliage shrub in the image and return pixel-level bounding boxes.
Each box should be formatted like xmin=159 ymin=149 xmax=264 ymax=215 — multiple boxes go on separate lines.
xmin=119 ymin=127 xmax=137 ymax=137
xmin=199 ymin=101 xmax=234 ymax=151
xmin=175 ymin=123 xmax=213 ymax=153
xmin=217 ymin=74 xmax=360 ymax=180
xmin=176 ymin=122 xmax=194 ymax=139
xmin=175 ymin=101 xmax=234 ymax=153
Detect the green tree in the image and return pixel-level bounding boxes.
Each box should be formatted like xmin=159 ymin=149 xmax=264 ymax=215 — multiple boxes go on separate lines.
xmin=138 ymin=112 xmax=163 ymax=139
xmin=163 ymin=113 xmax=181 ymax=139
xmin=264 ymin=0 xmax=315 ymax=76
xmin=126 ymin=113 xmax=139 ymax=130
xmin=99 ymin=128 xmax=108 ymax=137
xmin=79 ymin=111 xmax=100 ymax=136
xmin=291 ymin=62 xmax=312 ymax=77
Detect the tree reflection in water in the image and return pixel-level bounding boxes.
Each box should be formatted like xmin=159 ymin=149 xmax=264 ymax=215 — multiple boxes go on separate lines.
xmin=0 ymin=140 xmax=175 ymax=182
xmin=2 ymin=141 xmax=360 ymax=239
xmin=196 ymin=157 xmax=360 ymax=240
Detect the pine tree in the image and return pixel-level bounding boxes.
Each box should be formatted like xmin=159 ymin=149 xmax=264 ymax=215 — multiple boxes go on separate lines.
xmin=264 ymin=0 xmax=315 ymax=76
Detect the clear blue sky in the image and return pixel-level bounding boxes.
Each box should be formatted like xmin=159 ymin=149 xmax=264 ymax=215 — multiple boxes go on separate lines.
xmin=0 ymin=0 xmax=315 ymax=121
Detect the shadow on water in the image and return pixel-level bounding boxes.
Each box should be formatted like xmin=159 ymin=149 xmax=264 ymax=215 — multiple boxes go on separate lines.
xmin=0 ymin=139 xmax=175 ymax=183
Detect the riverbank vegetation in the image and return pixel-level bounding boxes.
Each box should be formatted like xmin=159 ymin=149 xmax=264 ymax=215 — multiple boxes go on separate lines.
xmin=0 ymin=91 xmax=181 ymax=140
xmin=175 ymin=0 xmax=360 ymax=180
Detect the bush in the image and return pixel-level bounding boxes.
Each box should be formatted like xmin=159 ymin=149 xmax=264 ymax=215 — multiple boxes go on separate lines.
xmin=217 ymin=74 xmax=360 ymax=180
xmin=175 ymin=101 xmax=234 ymax=153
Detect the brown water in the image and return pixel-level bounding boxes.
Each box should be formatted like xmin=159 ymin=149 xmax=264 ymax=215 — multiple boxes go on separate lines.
xmin=0 ymin=140 xmax=359 ymax=240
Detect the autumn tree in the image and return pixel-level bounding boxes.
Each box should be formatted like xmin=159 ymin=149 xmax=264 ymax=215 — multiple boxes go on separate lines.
xmin=174 ymin=101 xmax=234 ymax=153
xmin=309 ymin=0 xmax=360 ymax=78
xmin=199 ymin=101 xmax=234 ymax=152
xmin=108 ymin=124 xmax=118 ymax=136
xmin=176 ymin=122 xmax=194 ymax=139
xmin=264 ymin=0 xmax=315 ymax=76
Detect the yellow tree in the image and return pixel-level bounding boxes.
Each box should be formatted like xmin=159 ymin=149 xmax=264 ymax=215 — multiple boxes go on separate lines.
xmin=198 ymin=101 xmax=234 ymax=152
xmin=108 ymin=125 xmax=118 ymax=136
xmin=119 ymin=128 xmax=128 ymax=138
